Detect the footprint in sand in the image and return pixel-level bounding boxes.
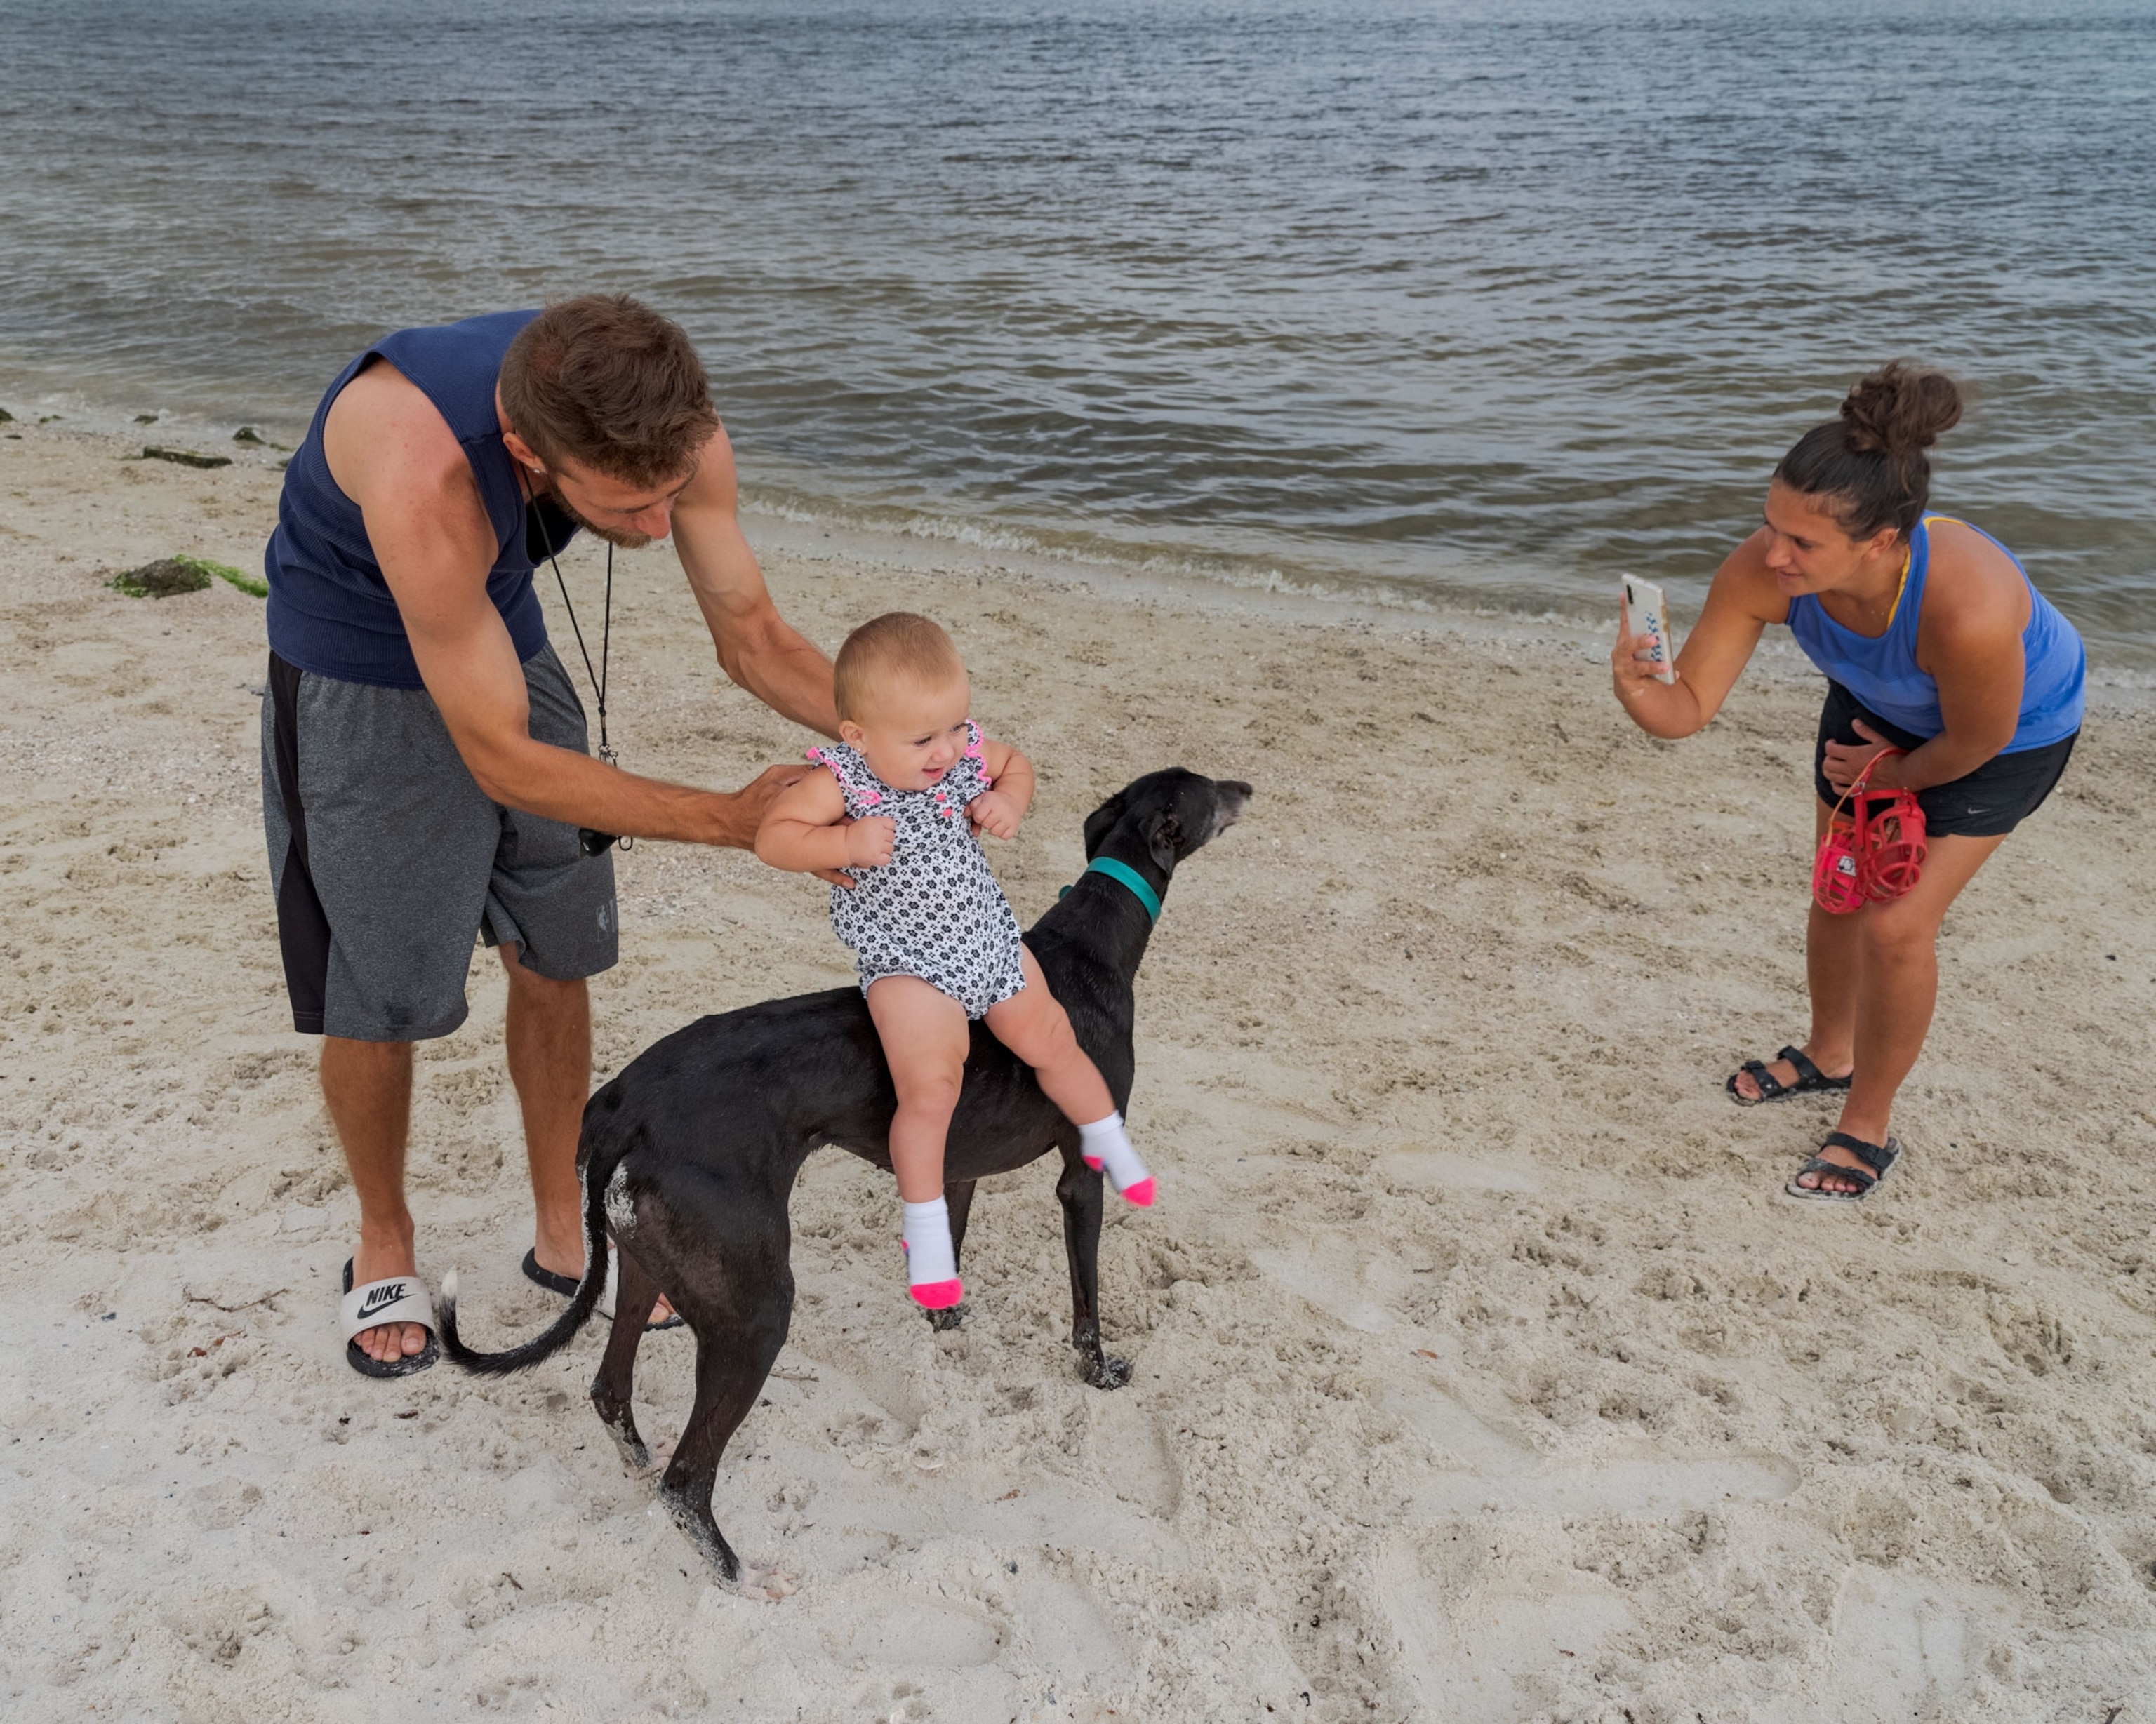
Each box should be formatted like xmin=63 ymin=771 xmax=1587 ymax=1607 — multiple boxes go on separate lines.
xmin=1250 ymin=1236 xmax=1411 ymax=1334
xmin=1381 ymin=1370 xmax=1799 ymax=1517
xmin=815 ymin=1583 xmax=1004 ymax=1669
xmin=1004 ymin=1567 xmax=1124 ymax=1685
xmin=1086 ymin=1391 xmax=1182 ymax=1519
xmin=1820 ymin=1564 xmax=2025 ymax=1720
xmin=1256 ymin=1224 xmax=1798 ymax=1523
xmin=1373 ymin=1532 xmax=1638 ymax=1723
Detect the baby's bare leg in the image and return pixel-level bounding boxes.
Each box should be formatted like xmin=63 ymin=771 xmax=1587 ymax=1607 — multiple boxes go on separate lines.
xmin=867 ymin=976 xmax=973 ymax=1308
xmin=867 ymin=976 xmax=971 ymax=1203
xmin=984 ymin=947 xmax=1114 ymax=1125
xmin=988 ymin=949 xmax=1154 ymax=1204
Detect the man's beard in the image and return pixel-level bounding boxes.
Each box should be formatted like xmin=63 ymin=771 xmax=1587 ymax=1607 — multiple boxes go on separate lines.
xmin=557 ymin=495 xmax=655 ymax=552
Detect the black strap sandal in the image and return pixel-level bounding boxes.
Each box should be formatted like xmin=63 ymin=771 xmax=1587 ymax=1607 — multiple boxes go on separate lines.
xmin=1727 ymin=1044 xmax=1853 ymax=1107
xmin=521 ymin=1248 xmax=683 ymax=1332
xmin=1783 ymin=1131 xmax=1901 ymax=1203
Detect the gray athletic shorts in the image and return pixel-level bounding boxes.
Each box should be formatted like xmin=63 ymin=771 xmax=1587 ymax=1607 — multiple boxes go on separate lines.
xmin=260 ymin=643 xmax=618 ymax=1040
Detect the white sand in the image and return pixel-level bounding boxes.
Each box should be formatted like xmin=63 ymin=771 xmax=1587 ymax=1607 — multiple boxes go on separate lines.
xmin=4 ymin=422 xmax=2155 ymax=1721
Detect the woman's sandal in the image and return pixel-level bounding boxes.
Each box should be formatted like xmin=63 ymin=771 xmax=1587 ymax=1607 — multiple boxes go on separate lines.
xmin=1783 ymin=1131 xmax=1901 ymax=1203
xmin=521 ymin=1247 xmax=684 ymax=1332
xmin=341 ymin=1257 xmax=438 ymax=1378
xmin=1726 ymin=1045 xmax=1853 ymax=1107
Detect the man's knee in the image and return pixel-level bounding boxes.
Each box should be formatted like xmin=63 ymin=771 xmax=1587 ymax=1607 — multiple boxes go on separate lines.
xmin=501 ymin=942 xmax=588 ymax=998
xmin=321 ymin=1034 xmax=414 ymax=1076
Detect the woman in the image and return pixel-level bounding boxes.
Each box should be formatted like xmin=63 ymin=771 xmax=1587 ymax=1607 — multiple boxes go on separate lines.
xmin=1611 ymin=362 xmax=2084 ymax=1201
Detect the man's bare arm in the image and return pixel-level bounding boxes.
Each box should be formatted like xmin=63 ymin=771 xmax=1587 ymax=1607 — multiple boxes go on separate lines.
xmin=323 ymin=363 xmax=801 ymax=846
xmin=670 ymin=425 xmax=841 ymax=739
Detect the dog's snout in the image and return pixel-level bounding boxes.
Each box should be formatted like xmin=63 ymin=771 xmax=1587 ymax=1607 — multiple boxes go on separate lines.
xmin=1210 ymin=780 xmax=1253 ymax=834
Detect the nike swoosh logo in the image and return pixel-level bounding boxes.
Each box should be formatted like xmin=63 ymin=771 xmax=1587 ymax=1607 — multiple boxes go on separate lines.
xmin=357 ymin=1283 xmax=409 ymax=1320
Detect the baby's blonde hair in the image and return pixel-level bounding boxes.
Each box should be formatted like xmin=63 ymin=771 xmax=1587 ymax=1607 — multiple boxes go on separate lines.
xmin=832 ymin=612 xmax=966 ymax=723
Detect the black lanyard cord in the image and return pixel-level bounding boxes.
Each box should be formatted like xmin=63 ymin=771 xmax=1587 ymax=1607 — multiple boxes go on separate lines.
xmin=524 ymin=484 xmax=614 ymax=763
xmin=517 ymin=468 xmax=630 ymax=854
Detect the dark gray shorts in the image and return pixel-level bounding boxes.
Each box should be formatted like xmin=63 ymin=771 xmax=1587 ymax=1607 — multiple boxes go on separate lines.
xmin=260 ymin=643 xmax=618 ymax=1041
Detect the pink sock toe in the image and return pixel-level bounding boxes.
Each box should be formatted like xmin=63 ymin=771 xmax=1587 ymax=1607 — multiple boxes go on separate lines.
xmin=1082 ymin=1154 xmax=1103 ymax=1171
xmin=909 ymin=1278 xmax=964 ymax=1311
xmin=1122 ymin=1177 xmax=1156 ymax=1207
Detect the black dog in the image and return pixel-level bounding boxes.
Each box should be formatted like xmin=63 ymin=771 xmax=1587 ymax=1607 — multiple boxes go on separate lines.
xmin=440 ymin=769 xmax=1251 ymax=1585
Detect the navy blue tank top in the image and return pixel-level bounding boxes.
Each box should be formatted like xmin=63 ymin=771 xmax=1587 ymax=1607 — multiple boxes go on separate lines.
xmin=263 ymin=310 xmax=575 ymax=688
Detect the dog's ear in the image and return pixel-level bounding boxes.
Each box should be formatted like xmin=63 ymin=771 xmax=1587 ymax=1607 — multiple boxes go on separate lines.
xmin=1145 ymin=809 xmax=1183 ymax=874
xmin=1082 ymin=791 xmax=1128 ymax=860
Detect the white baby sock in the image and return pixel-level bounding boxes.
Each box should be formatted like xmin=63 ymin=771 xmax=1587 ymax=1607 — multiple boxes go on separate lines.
xmin=900 ymin=1196 xmax=963 ymax=1309
xmin=1078 ymin=1112 xmax=1155 ymax=1206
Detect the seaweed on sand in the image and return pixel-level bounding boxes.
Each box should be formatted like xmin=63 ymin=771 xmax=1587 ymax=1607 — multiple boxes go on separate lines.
xmin=111 ymin=554 xmax=267 ymax=600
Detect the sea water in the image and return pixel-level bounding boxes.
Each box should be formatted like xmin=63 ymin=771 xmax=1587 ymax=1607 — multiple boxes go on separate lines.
xmin=1 ymin=0 xmax=2150 ymax=664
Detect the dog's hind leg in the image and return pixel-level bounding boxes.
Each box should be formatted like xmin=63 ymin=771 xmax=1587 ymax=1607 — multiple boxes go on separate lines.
xmin=590 ymin=1248 xmax=660 ymax=1471
xmin=658 ymin=1293 xmax=794 ymax=1596
xmin=1056 ymin=1144 xmax=1131 ymax=1389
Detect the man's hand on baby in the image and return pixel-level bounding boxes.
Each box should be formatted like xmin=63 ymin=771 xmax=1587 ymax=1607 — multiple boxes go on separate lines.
xmin=845 ymin=815 xmax=898 ymax=869
xmin=969 ymin=791 xmax=1023 ymax=840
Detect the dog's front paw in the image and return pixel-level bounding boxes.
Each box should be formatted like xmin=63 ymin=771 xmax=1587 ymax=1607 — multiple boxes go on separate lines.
xmin=1085 ymin=1354 xmax=1133 ymax=1390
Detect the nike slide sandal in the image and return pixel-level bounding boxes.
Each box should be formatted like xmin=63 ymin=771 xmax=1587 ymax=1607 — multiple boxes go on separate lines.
xmin=341 ymin=1257 xmax=439 ymax=1378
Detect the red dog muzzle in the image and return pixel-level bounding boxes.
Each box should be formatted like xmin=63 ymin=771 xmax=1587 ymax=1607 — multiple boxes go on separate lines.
xmin=1812 ymin=751 xmax=1927 ymax=915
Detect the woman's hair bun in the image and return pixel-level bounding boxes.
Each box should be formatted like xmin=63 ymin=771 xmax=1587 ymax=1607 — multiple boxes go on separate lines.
xmin=1839 ymin=360 xmax=1963 ymax=462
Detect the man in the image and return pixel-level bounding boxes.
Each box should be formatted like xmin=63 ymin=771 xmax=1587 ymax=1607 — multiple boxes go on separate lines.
xmin=261 ymin=295 xmax=839 ymax=1375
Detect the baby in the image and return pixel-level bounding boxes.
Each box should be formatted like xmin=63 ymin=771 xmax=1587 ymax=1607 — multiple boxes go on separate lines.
xmin=757 ymin=612 xmax=1152 ymax=1310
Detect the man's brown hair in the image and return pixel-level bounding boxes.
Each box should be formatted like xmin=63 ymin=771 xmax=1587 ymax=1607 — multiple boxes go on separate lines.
xmin=499 ymin=295 xmax=719 ymax=487
xmin=833 ymin=613 xmax=967 ymax=723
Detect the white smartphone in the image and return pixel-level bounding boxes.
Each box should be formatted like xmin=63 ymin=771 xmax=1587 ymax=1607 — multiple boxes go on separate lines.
xmin=1621 ymin=575 xmax=1677 ymax=685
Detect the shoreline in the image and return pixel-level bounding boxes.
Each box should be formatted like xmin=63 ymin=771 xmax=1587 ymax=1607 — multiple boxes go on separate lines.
xmin=4 ymin=418 xmax=2155 ymax=1718
xmin=8 ymin=406 xmax=2153 ymax=700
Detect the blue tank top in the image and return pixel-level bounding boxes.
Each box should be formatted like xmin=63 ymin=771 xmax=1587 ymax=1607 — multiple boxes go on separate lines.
xmin=263 ymin=310 xmax=574 ymax=688
xmin=1786 ymin=516 xmax=2084 ymax=753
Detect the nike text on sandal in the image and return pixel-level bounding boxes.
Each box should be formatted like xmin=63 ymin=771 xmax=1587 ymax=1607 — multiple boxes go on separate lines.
xmin=1783 ymin=1132 xmax=1901 ymax=1204
xmin=521 ymin=1247 xmax=682 ymax=1332
xmin=341 ymin=1257 xmax=439 ymax=1377
xmin=1727 ymin=1045 xmax=1853 ymax=1107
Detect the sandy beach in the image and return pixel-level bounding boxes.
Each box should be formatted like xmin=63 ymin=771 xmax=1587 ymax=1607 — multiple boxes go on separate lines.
xmin=4 ymin=420 xmax=2155 ymax=1722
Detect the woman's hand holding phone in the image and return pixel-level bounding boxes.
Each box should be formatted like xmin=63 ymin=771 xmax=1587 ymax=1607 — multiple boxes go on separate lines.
xmin=1611 ymin=579 xmax=1707 ymax=740
xmin=1611 ymin=608 xmax=1665 ymax=694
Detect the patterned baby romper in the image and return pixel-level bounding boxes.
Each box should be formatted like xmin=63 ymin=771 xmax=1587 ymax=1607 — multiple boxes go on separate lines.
xmin=806 ymin=721 xmax=1027 ymax=1019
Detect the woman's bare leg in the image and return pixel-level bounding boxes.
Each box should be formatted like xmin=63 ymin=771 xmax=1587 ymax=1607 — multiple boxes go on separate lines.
xmin=1733 ymin=801 xmax=1861 ymax=1100
xmin=1795 ymin=830 xmax=2009 ymax=1192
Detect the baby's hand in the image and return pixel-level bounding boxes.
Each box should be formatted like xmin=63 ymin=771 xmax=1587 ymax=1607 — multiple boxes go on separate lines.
xmin=969 ymin=790 xmax=1023 ymax=841
xmin=845 ymin=815 xmax=897 ymax=868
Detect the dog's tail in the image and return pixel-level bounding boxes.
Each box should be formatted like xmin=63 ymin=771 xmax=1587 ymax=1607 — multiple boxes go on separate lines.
xmin=437 ymin=1114 xmax=632 ymax=1377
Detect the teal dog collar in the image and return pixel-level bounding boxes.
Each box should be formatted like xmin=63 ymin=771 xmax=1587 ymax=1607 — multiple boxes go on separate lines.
xmin=1072 ymin=856 xmax=1161 ymax=922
